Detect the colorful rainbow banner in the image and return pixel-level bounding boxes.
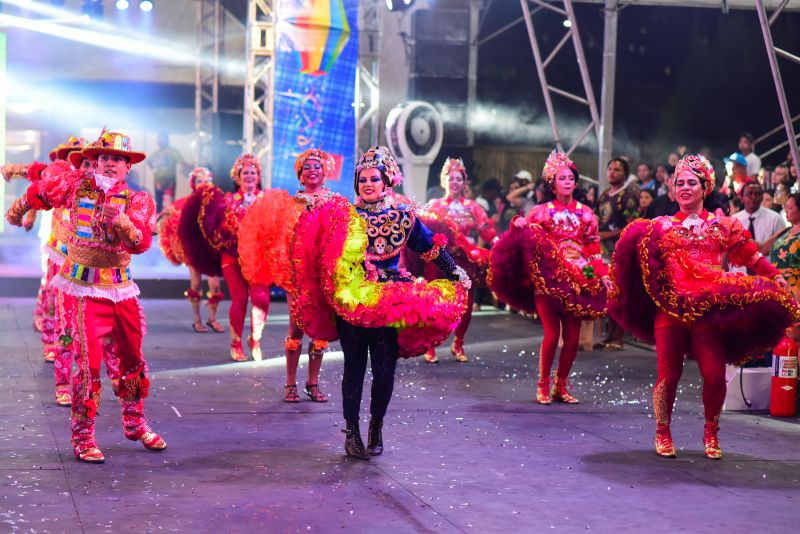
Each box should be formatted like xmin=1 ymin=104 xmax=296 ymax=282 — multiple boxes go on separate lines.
xmin=271 ymin=0 xmax=358 ymax=198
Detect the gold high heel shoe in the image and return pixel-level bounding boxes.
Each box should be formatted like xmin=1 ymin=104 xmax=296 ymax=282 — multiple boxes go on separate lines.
xmin=551 ymin=377 xmax=579 ymax=404
xmin=655 ymin=424 xmax=677 ymax=458
xmin=703 ymin=422 xmax=722 ymax=460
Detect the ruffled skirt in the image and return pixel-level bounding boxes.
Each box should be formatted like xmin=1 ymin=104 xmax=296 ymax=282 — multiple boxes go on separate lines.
xmin=290 ymin=196 xmax=468 ymax=358
xmin=490 ymin=224 xmax=607 ymax=318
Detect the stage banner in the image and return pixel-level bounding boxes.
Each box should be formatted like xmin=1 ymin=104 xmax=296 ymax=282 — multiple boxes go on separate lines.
xmin=272 ymin=0 xmax=358 ymax=198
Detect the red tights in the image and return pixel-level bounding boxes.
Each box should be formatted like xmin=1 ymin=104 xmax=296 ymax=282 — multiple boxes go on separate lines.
xmin=535 ymin=295 xmax=582 ymax=380
xmin=454 ymin=289 xmax=474 ymax=343
xmin=653 ymin=312 xmax=727 ymax=425
xmin=222 ymin=260 xmax=268 ymax=344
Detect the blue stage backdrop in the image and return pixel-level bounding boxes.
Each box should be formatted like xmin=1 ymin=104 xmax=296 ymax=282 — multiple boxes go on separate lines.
xmin=271 ymin=0 xmax=358 ymax=198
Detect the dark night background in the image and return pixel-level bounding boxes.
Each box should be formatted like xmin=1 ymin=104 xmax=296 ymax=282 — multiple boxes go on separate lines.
xmin=476 ymin=3 xmax=800 ymax=167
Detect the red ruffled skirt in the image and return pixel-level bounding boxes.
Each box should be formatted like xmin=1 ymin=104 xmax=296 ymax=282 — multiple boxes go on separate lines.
xmin=610 ymin=219 xmax=800 ymax=364
xmin=490 ymin=224 xmax=607 ymax=318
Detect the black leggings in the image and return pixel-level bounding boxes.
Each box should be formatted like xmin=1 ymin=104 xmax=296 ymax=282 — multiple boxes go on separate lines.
xmin=337 ymin=317 xmax=399 ymax=424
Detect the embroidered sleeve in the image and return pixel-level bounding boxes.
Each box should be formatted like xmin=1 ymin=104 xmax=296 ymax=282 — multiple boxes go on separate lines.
xmin=408 ymin=216 xmax=462 ymax=280
xmin=115 ymin=191 xmax=156 ymax=254
xmin=433 ymin=248 xmax=462 ymax=281
xmin=524 ymin=203 xmax=548 ymax=226
xmin=421 ymin=233 xmax=447 ymax=262
xmin=473 ymin=203 xmax=497 ymax=243
xmin=723 ymin=215 xmax=770 ymax=272
xmin=26 ymin=162 xmax=79 ymax=211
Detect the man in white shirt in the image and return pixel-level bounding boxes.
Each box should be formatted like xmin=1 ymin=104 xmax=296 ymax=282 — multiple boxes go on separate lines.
xmin=729 ymin=181 xmax=786 ymax=274
xmin=738 ymin=133 xmax=762 ymax=179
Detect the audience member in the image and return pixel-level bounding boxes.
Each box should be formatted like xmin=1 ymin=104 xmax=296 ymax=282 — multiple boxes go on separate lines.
xmin=636 ymin=163 xmax=657 ymax=192
xmin=738 ymin=132 xmax=762 ymax=178
xmin=767 ymin=192 xmax=800 ymax=299
xmin=723 ymin=152 xmax=753 ymax=197
xmin=729 ymin=182 xmax=787 ymax=275
xmin=147 ymin=131 xmax=188 ymax=212
xmin=639 ymin=189 xmax=654 ymax=214
xmin=595 ymin=158 xmax=639 ymax=351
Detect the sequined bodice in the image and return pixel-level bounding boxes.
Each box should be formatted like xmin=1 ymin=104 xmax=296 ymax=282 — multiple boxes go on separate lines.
xmin=430 ymin=197 xmax=481 ymax=235
xmin=357 ymin=201 xmax=416 ymax=272
xmin=227 ymin=191 xmax=259 ymax=221
xmin=657 ymin=212 xmax=727 ymax=268
xmin=294 ymin=188 xmax=335 ymax=210
xmin=528 ymin=201 xmax=599 ymax=266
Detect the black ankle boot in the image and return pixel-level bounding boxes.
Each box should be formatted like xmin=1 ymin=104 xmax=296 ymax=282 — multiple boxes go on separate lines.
xmin=367 ymin=417 xmax=383 ymax=456
xmin=342 ymin=421 xmax=369 ymax=460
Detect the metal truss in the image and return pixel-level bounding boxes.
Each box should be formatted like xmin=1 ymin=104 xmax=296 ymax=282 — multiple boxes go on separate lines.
xmin=518 ymin=0 xmax=600 ymax=160
xmin=243 ymin=0 xmax=277 ymax=188
xmin=755 ymin=0 xmax=800 ymax=171
xmin=356 ymin=0 xmax=382 ymax=157
xmin=195 ymin=0 xmax=221 ymax=167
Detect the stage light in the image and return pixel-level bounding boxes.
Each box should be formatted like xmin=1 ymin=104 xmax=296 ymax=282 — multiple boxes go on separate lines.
xmin=386 ymin=0 xmax=414 ymax=12
xmin=81 ymin=0 xmax=103 ymax=20
xmin=562 ymin=19 xmax=572 ymax=28
xmin=116 ymin=0 xmax=130 ymax=10
xmin=139 ymin=0 xmax=153 ymax=12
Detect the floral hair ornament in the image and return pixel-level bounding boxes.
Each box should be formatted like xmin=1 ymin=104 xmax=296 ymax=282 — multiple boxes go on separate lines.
xmin=189 ymin=167 xmax=213 ymax=190
xmin=294 ymin=148 xmax=336 ymax=184
xmin=354 ymin=145 xmax=404 ymax=195
xmin=673 ymin=154 xmax=715 ymax=198
xmin=440 ymin=157 xmax=467 ymax=188
xmin=230 ymin=153 xmax=262 ymax=186
xmin=542 ymin=149 xmax=577 ymax=185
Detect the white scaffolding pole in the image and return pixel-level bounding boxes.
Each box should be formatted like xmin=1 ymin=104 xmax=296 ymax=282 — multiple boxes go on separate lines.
xmin=194 ymin=0 xmax=221 ymax=167
xmin=597 ymin=0 xmax=618 ymax=187
xmin=356 ymin=0 xmax=382 ymax=157
xmin=467 ymin=0 xmax=482 ymax=147
xmin=755 ymin=0 xmax=800 ymax=171
xmin=243 ymin=0 xmax=277 ymax=189
xmin=518 ymin=0 xmax=600 ymax=157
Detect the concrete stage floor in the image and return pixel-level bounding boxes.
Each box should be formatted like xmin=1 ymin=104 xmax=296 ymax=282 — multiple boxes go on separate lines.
xmin=1 ymin=298 xmax=798 ymax=533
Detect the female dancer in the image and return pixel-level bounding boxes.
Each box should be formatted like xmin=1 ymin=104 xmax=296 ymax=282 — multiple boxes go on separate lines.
xmin=238 ymin=148 xmax=337 ymax=402
xmin=185 ymin=154 xmax=269 ymax=361
xmin=158 ymin=167 xmax=224 ymax=333
xmin=611 ymin=154 xmax=799 ymax=459
xmin=290 ymin=146 xmax=470 ymax=460
xmin=423 ymin=158 xmax=496 ymax=363
xmin=492 ymin=150 xmax=611 ymax=405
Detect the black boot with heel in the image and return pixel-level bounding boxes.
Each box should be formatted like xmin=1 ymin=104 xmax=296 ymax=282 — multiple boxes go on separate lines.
xmin=343 ymin=420 xmax=369 ymax=460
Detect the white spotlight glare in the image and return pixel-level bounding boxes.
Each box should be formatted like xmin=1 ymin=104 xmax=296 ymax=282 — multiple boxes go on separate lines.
xmin=562 ymin=19 xmax=572 ymax=28
xmin=139 ymin=0 xmax=153 ymax=12
xmin=116 ymin=0 xmax=129 ymax=10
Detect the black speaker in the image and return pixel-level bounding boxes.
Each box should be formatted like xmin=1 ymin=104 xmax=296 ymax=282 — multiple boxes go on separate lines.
xmin=409 ymin=9 xmax=470 ymax=146
xmin=209 ymin=111 xmax=243 ymax=189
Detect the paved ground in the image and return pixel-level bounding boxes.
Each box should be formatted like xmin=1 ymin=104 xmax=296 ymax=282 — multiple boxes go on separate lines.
xmin=1 ymin=297 xmax=798 ymax=533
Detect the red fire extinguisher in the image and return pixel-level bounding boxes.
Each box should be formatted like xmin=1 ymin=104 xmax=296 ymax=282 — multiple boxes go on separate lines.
xmin=770 ymin=336 xmax=798 ymax=417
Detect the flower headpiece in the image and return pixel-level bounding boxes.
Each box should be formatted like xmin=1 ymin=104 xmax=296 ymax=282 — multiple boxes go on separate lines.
xmin=294 ymin=148 xmax=336 ymax=184
xmin=542 ymin=149 xmax=577 ymax=184
xmin=440 ymin=157 xmax=467 ymax=188
xmin=673 ymin=154 xmax=715 ymax=198
xmin=354 ymin=146 xmax=404 ymax=194
xmin=189 ymin=167 xmax=213 ymax=191
xmin=230 ymin=153 xmax=262 ymax=185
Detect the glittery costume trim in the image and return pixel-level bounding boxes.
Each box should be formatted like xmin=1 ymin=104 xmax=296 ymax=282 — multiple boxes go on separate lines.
xmin=610 ymin=215 xmax=800 ymax=364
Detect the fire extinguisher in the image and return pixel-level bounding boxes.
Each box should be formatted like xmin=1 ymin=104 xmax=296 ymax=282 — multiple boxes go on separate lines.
xmin=770 ymin=336 xmax=798 ymax=418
